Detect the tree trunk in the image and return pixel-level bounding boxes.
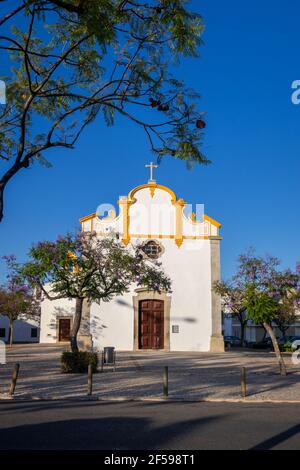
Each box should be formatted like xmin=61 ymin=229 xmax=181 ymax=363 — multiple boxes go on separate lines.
xmin=70 ymin=297 xmax=84 ymax=353
xmin=263 ymin=322 xmax=287 ymax=376
xmin=279 ymin=326 xmax=289 ymax=343
xmin=240 ymin=321 xmax=246 ymax=346
xmin=261 ymin=324 xmax=267 ymax=341
xmin=237 ymin=312 xmax=247 ymax=346
xmin=9 ymin=320 xmax=13 ymax=347
xmin=0 ymin=182 xmax=4 ymax=223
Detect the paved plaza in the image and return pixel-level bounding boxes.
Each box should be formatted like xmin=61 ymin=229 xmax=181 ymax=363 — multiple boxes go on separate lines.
xmin=1 ymin=344 xmax=300 ymax=402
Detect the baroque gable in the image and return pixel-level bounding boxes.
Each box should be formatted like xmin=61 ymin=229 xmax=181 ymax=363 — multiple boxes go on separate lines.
xmin=79 ymin=181 xmax=221 ymax=247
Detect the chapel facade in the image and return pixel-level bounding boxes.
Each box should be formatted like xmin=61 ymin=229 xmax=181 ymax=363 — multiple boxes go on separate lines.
xmin=40 ymin=166 xmax=224 ymax=352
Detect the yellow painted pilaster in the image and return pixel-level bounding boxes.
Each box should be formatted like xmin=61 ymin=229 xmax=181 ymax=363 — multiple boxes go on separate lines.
xmin=118 ymin=197 xmax=131 ymax=246
xmin=174 ymin=198 xmax=186 ymax=247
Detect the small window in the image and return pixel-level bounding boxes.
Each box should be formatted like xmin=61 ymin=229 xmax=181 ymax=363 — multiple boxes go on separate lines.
xmin=31 ymin=328 xmax=38 ymax=338
xmin=0 ymin=328 xmax=5 ymax=338
xmin=141 ymin=240 xmax=162 ymax=259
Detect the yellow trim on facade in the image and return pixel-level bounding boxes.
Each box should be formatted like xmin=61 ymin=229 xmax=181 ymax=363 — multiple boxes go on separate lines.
xmin=128 ymin=182 xmax=178 ymax=205
xmin=67 ymin=251 xmax=79 ymax=274
xmin=79 ymin=182 xmax=222 ymax=247
xmin=118 ymin=197 xmax=132 ymax=246
xmin=127 ymin=234 xmax=211 ymax=240
xmin=149 ymin=184 xmax=156 ymax=198
xmin=79 ymin=212 xmax=96 ymax=223
xmin=189 ymin=212 xmax=197 ymax=223
xmin=130 ymin=234 xmax=175 ymax=239
xmin=189 ymin=212 xmax=221 ymax=230
xmin=174 ymin=198 xmax=186 ymax=247
xmin=203 ymin=214 xmax=222 ymax=228
xmin=126 ymin=182 xmax=186 ymax=247
xmin=80 ymin=209 xmax=117 ymax=225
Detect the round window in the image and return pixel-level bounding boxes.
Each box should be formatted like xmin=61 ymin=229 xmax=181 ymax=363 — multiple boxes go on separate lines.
xmin=141 ymin=240 xmax=162 ymax=259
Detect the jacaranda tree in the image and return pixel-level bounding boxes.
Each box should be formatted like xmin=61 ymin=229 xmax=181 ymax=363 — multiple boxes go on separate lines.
xmin=238 ymin=250 xmax=300 ymax=376
xmin=20 ymin=231 xmax=171 ymax=352
xmin=0 ymin=255 xmax=40 ymax=346
xmin=213 ymin=280 xmax=248 ymax=345
xmin=0 ymin=0 xmax=208 ymax=221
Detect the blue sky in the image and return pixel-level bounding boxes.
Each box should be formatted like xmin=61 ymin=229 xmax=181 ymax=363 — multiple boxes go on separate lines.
xmin=1 ymin=0 xmax=300 ymax=280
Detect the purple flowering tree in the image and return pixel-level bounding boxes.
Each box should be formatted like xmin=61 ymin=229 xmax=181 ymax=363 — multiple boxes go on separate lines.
xmin=21 ymin=232 xmax=171 ymax=353
xmin=238 ymin=250 xmax=300 ymax=376
xmin=213 ymin=280 xmax=248 ymax=344
xmin=0 ymin=256 xmax=40 ymax=346
xmin=270 ymin=271 xmax=300 ymax=341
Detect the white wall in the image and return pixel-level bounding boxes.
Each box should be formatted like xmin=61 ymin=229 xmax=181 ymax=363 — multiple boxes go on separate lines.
xmin=40 ymin=297 xmax=75 ymax=343
xmin=40 ymin=183 xmax=217 ymax=351
xmin=0 ymin=315 xmax=39 ymax=343
xmin=162 ymin=238 xmax=212 ymax=351
xmin=90 ymin=292 xmax=134 ymax=350
xmin=87 ymin=238 xmax=212 ymax=352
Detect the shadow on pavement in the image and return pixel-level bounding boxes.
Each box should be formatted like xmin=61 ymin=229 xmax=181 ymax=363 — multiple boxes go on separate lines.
xmin=250 ymin=423 xmax=300 ymax=450
xmin=0 ymin=413 xmax=221 ymax=450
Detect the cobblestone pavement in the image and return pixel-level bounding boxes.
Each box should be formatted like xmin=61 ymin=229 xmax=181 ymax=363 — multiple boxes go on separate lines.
xmin=0 ymin=344 xmax=300 ymax=401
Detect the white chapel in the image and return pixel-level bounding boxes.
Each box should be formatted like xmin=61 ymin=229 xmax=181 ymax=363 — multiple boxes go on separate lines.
xmin=40 ymin=164 xmax=224 ymax=352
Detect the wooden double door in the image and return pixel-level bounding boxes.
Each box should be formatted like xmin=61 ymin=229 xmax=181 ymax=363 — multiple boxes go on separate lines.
xmin=139 ymin=300 xmax=164 ymax=349
xmin=58 ymin=318 xmax=71 ymax=342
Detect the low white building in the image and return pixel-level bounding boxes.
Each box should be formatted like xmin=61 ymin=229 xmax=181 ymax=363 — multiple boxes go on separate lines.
xmin=0 ymin=315 xmax=39 ymax=344
xmin=223 ymin=314 xmax=300 ymax=342
xmin=40 ymin=169 xmax=224 ymax=352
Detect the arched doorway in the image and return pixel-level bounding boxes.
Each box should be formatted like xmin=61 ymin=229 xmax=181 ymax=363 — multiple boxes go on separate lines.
xmin=133 ymin=288 xmax=171 ymax=351
xmin=139 ymin=300 xmax=164 ymax=349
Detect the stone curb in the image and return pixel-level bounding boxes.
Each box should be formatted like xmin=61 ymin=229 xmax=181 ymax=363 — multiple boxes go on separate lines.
xmin=1 ymin=395 xmax=300 ymax=404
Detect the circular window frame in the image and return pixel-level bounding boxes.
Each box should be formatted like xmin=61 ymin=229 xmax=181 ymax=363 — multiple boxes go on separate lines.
xmin=139 ymin=240 xmax=164 ymax=260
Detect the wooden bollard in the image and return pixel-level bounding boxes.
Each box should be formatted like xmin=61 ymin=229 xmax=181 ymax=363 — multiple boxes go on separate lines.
xmin=9 ymin=363 xmax=20 ymax=397
xmin=241 ymin=366 xmax=246 ymax=398
xmin=87 ymin=363 xmax=93 ymax=396
xmin=163 ymin=366 xmax=169 ymax=397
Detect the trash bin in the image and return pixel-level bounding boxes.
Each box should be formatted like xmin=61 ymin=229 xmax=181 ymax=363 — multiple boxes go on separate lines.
xmin=103 ymin=347 xmax=115 ymax=364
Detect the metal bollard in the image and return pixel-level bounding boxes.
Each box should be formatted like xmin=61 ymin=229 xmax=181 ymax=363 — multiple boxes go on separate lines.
xmin=87 ymin=363 xmax=93 ymax=396
xmin=9 ymin=363 xmax=20 ymax=397
xmin=163 ymin=366 xmax=169 ymax=397
xmin=241 ymin=366 xmax=246 ymax=398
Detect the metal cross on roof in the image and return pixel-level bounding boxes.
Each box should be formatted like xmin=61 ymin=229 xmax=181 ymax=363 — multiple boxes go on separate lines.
xmin=145 ymin=161 xmax=158 ymax=182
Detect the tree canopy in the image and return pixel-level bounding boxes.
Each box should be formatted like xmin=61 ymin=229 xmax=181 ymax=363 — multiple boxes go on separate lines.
xmin=238 ymin=251 xmax=300 ymax=327
xmin=21 ymin=232 xmax=172 ymax=300
xmin=240 ymin=250 xmax=300 ymax=375
xmin=19 ymin=231 xmax=171 ymax=351
xmin=214 ymin=279 xmax=248 ymax=342
xmin=0 ymin=255 xmax=40 ymax=345
xmin=0 ymin=0 xmax=207 ymax=221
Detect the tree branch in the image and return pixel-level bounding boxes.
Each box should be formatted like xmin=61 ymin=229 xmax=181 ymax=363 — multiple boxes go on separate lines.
xmin=0 ymin=2 xmax=25 ymax=27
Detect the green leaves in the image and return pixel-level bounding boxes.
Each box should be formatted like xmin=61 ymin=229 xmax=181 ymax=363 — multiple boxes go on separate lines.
xmin=20 ymin=232 xmax=172 ymax=302
xmin=175 ymin=140 xmax=210 ymax=166
xmin=1 ymin=0 xmax=205 ymax=162
xmin=244 ymin=284 xmax=278 ymax=325
xmin=233 ymin=249 xmax=300 ymax=327
xmin=166 ymin=4 xmax=204 ymax=57
xmin=102 ymin=104 xmax=115 ymax=126
xmin=0 ymin=1 xmax=207 ymax=221
xmin=0 ymin=256 xmax=40 ymax=324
